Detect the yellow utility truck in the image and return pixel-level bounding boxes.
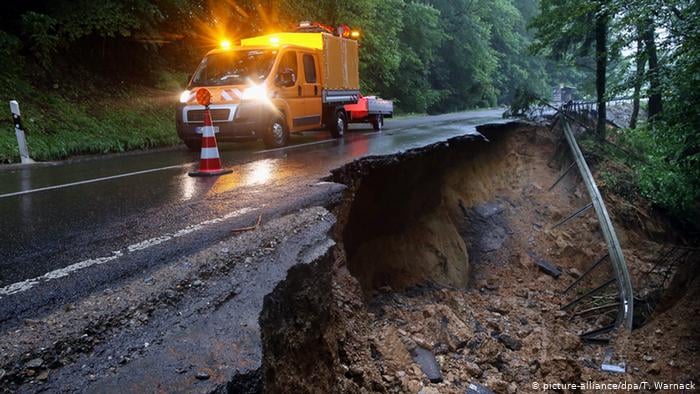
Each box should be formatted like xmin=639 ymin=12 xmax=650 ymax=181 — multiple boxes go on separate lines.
xmin=177 ymin=23 xmax=388 ymax=149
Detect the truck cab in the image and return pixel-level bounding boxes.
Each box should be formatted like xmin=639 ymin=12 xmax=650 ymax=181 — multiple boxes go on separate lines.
xmin=176 ymin=28 xmax=363 ymax=149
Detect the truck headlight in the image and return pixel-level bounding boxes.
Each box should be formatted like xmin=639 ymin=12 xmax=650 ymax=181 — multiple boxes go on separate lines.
xmin=179 ymin=90 xmax=192 ymax=103
xmin=242 ymin=85 xmax=268 ymax=100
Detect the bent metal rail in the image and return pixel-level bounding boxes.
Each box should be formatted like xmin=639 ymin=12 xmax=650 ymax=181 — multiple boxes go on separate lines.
xmin=550 ymin=106 xmax=635 ymax=335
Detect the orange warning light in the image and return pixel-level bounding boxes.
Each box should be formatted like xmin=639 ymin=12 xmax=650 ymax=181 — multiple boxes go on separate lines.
xmin=220 ymin=39 xmax=232 ymax=49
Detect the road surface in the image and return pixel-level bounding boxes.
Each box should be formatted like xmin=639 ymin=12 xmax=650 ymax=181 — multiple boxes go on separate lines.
xmin=0 ymin=109 xmax=506 ymax=324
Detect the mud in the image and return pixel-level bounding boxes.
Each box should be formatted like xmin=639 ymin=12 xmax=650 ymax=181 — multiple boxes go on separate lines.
xmin=262 ymin=121 xmax=697 ymax=392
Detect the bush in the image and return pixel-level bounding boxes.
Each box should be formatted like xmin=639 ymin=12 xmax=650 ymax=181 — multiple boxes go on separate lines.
xmin=617 ymin=125 xmax=700 ymax=223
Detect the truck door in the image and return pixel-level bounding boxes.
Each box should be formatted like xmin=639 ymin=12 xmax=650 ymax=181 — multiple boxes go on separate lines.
xmin=296 ymin=52 xmax=322 ymax=130
xmin=274 ymin=50 xmax=304 ymax=131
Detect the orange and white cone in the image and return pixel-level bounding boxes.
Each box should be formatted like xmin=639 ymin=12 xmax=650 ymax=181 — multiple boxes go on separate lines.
xmin=188 ymin=107 xmax=232 ymax=177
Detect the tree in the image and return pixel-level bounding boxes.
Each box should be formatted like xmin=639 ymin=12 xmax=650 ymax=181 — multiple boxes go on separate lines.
xmin=530 ymin=0 xmax=613 ymax=138
xmin=594 ymin=8 xmax=609 ymax=137
xmin=629 ymin=36 xmax=645 ymax=129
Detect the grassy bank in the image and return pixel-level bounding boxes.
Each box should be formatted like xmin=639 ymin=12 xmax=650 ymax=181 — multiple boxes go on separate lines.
xmin=0 ymin=71 xmax=181 ymax=164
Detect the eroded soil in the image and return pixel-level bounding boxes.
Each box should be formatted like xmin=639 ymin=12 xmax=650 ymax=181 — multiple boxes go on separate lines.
xmin=297 ymin=122 xmax=700 ymax=393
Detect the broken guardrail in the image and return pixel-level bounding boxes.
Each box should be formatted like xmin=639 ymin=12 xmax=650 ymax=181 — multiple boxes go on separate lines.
xmin=551 ymin=109 xmax=635 ymax=333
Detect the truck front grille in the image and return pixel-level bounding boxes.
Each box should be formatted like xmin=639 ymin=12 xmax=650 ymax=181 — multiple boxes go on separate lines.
xmin=186 ymin=109 xmax=231 ymax=123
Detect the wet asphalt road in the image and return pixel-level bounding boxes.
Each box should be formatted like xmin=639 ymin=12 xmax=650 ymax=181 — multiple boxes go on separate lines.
xmin=0 ymin=109 xmax=506 ymax=323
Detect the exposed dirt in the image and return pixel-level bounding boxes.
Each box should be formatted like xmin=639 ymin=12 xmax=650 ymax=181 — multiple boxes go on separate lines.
xmin=262 ymin=121 xmax=698 ymax=393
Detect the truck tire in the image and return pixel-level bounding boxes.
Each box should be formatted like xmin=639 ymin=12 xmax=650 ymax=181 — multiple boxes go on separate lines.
xmin=263 ymin=116 xmax=289 ymax=148
xmin=184 ymin=139 xmax=201 ymax=151
xmin=370 ymin=114 xmax=384 ymax=131
xmin=329 ymin=110 xmax=347 ymax=139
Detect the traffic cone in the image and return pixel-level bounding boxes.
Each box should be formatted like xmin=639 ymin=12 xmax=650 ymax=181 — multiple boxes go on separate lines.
xmin=189 ymin=107 xmax=232 ymax=177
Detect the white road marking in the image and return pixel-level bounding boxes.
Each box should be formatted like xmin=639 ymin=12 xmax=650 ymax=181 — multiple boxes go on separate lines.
xmin=0 ymin=207 xmax=258 ymax=297
xmin=1 ymin=130 xmax=381 ymax=199
xmin=0 ymin=164 xmax=190 ymax=199
xmin=255 ymin=138 xmax=337 ymax=154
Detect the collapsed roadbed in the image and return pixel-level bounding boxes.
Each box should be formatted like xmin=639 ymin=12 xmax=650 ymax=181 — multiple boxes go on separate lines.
xmin=1 ymin=121 xmax=697 ymax=393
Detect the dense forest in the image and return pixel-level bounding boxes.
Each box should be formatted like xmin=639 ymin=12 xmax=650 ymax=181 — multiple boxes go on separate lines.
xmin=0 ymin=0 xmax=697 ymax=222
xmin=0 ymin=0 xmax=563 ymax=114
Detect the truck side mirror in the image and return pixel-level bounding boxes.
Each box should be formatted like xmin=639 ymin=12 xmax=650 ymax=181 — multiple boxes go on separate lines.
xmin=275 ymin=69 xmax=296 ymax=87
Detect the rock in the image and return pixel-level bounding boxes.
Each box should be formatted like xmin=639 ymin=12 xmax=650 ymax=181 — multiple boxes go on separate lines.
xmin=410 ymin=346 xmax=443 ymax=383
xmin=195 ymin=371 xmax=210 ymax=380
xmin=484 ymin=282 xmax=499 ymax=291
xmin=466 ymin=382 xmax=495 ymax=394
xmin=498 ymin=334 xmax=522 ymax=351
xmin=485 ymin=376 xmax=508 ymax=393
xmin=37 ymin=370 xmax=49 ymax=381
xmin=464 ymin=361 xmax=483 ymax=377
xmin=0 ymin=369 xmax=5 ymax=380
xmin=647 ymin=362 xmax=662 ymax=375
xmin=418 ymin=387 xmax=440 ymax=394
xmin=413 ymin=335 xmax=432 ymax=349
xmin=643 ymin=354 xmax=654 ymax=362
xmin=532 ymin=257 xmax=561 ymax=278
xmin=406 ymin=380 xmax=422 ymax=393
xmin=349 ymin=365 xmax=364 ymax=377
xmin=558 ymin=331 xmax=581 ymax=352
xmin=192 ymin=280 xmax=204 ymax=287
xmin=475 ymin=202 xmax=504 ymax=218
xmin=568 ymin=268 xmax=582 ymax=278
xmin=487 ymin=306 xmax=508 ymax=315
xmin=375 ymin=326 xmax=413 ymax=372
xmin=433 ymin=343 xmax=449 ymax=355
xmin=507 ymin=382 xmax=518 ymax=393
xmin=25 ymin=358 xmax=44 ymax=369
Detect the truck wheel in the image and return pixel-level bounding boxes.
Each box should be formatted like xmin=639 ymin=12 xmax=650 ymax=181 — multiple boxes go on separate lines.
xmin=329 ymin=110 xmax=347 ymax=139
xmin=184 ymin=139 xmax=201 ymax=151
xmin=263 ymin=116 xmax=289 ymax=148
xmin=370 ymin=114 xmax=384 ymax=131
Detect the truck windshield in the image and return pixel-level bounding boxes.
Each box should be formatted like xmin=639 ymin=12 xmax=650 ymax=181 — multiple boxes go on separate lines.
xmin=191 ymin=49 xmax=277 ymax=87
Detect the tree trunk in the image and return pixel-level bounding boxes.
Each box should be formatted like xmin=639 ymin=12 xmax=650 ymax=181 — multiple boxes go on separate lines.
xmin=643 ymin=20 xmax=662 ymax=120
xmin=595 ymin=12 xmax=608 ymax=139
xmin=630 ymin=36 xmax=646 ymax=129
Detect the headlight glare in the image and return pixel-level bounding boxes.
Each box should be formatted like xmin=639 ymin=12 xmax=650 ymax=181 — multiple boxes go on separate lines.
xmin=179 ymin=90 xmax=192 ymax=103
xmin=242 ymin=85 xmax=268 ymax=100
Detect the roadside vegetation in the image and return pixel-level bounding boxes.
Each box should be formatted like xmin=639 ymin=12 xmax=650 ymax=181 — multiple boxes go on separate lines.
xmin=529 ymin=0 xmax=699 ymax=226
xmin=0 ymin=0 xmax=571 ymax=163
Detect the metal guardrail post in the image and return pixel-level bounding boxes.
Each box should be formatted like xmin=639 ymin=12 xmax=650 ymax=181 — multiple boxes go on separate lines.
xmin=560 ymin=117 xmax=634 ymax=331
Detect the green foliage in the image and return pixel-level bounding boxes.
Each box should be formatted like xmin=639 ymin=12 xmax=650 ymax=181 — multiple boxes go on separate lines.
xmin=617 ymin=125 xmax=700 ymax=219
xmin=383 ymin=1 xmax=445 ymax=113
xmin=510 ymin=86 xmax=539 ymax=116
xmin=278 ymin=0 xmax=552 ymax=113
xmin=21 ymin=12 xmax=59 ymax=69
xmin=0 ymin=69 xmax=178 ymax=163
